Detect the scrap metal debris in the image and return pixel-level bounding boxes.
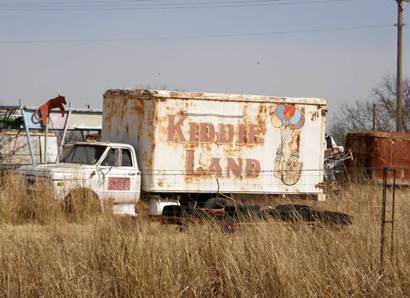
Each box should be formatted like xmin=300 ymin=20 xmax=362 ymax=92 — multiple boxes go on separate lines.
xmin=324 ymin=134 xmax=353 ymax=184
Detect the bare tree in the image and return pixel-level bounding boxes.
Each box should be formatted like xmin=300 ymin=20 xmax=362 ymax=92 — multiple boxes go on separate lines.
xmin=330 ymin=76 xmax=410 ymax=144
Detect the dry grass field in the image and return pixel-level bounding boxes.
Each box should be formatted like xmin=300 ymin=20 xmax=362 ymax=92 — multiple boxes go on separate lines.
xmin=0 ymin=174 xmax=409 ymax=297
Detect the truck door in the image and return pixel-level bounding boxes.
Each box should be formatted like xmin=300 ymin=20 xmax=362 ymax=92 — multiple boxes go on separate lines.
xmin=99 ymin=147 xmax=140 ymax=204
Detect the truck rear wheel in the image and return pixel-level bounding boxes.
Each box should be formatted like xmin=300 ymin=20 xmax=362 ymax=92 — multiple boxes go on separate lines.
xmin=63 ymin=188 xmax=101 ymax=221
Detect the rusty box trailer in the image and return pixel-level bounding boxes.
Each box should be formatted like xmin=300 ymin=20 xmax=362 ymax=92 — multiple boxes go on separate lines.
xmin=102 ymin=89 xmax=327 ymax=201
xmin=346 ymin=131 xmax=410 ymax=185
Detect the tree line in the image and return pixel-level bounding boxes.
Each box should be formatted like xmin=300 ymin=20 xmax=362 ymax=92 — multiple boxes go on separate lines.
xmin=329 ymin=75 xmax=410 ymax=144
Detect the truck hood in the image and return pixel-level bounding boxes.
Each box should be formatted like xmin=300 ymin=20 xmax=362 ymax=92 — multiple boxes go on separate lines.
xmin=17 ymin=163 xmax=96 ymax=180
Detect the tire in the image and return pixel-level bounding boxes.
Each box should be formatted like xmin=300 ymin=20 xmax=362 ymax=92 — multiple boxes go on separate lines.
xmin=224 ymin=205 xmax=261 ymax=220
xmin=272 ymin=204 xmax=314 ymax=222
xmin=202 ymin=197 xmax=226 ymax=209
xmin=318 ymin=211 xmax=352 ymax=225
xmin=272 ymin=204 xmax=352 ymax=225
xmin=63 ymin=188 xmax=101 ymax=221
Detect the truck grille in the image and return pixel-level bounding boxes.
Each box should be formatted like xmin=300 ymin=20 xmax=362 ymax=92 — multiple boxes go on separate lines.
xmin=25 ymin=175 xmax=51 ymax=187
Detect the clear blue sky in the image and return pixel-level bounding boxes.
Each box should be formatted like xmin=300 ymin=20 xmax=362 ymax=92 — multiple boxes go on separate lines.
xmin=0 ymin=0 xmax=409 ymax=118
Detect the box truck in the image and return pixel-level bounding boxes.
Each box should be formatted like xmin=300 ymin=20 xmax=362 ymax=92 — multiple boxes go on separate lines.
xmin=18 ymin=89 xmax=327 ymax=216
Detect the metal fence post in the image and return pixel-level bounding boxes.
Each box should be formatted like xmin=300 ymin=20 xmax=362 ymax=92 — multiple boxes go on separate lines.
xmin=380 ymin=167 xmax=397 ymax=276
xmin=21 ymin=108 xmax=36 ymax=166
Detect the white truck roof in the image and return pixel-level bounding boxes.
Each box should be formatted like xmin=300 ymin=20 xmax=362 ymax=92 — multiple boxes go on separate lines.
xmin=75 ymin=142 xmax=134 ymax=150
xmin=104 ymin=89 xmax=326 ymax=106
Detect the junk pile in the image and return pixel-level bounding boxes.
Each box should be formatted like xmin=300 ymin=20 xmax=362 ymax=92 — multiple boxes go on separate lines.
xmin=324 ymin=134 xmax=353 ymax=184
xmin=0 ymin=97 xmax=102 ymax=170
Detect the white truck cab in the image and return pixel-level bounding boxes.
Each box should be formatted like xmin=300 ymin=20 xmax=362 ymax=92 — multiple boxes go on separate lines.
xmin=18 ymin=142 xmax=141 ymax=216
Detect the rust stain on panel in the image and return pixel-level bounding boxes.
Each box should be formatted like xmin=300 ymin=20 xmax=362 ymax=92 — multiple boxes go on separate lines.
xmin=311 ymin=111 xmax=319 ymax=121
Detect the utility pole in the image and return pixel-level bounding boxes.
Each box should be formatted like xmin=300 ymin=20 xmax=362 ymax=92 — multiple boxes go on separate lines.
xmin=396 ymin=0 xmax=410 ymax=132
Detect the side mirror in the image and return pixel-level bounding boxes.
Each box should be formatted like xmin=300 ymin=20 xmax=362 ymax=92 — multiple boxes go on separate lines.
xmin=90 ymin=171 xmax=96 ymax=178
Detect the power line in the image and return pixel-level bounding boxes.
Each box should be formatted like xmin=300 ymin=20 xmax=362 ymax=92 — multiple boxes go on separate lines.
xmin=0 ymin=0 xmax=350 ymax=11
xmin=1 ymin=0 xmax=287 ymax=3
xmin=0 ymin=24 xmax=393 ymax=44
xmin=0 ymin=0 xmax=347 ymax=5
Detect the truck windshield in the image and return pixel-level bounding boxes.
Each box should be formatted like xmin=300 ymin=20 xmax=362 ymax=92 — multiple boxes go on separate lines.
xmin=62 ymin=144 xmax=107 ymax=165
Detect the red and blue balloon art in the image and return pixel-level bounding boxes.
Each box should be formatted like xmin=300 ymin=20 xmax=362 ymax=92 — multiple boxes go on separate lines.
xmin=272 ymin=104 xmax=305 ymax=186
xmin=271 ymin=104 xmax=305 ymax=130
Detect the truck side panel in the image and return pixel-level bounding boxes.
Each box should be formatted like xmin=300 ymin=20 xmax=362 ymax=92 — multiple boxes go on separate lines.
xmin=102 ymin=90 xmax=326 ymax=196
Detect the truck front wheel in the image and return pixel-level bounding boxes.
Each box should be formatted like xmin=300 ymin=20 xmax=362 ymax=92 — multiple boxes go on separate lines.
xmin=63 ymin=188 xmax=101 ymax=220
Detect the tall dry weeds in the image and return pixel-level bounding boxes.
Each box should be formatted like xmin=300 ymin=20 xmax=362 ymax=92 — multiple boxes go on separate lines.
xmin=0 ymin=177 xmax=409 ymax=297
xmin=0 ymin=174 xmax=58 ymax=224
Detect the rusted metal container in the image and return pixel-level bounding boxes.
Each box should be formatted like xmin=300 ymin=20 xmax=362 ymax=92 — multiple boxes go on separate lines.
xmin=102 ymin=89 xmax=327 ymax=198
xmin=345 ymin=131 xmax=410 ymax=185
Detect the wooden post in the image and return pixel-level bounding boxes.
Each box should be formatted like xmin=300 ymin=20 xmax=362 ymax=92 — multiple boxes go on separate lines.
xmin=396 ymin=0 xmax=404 ymax=132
